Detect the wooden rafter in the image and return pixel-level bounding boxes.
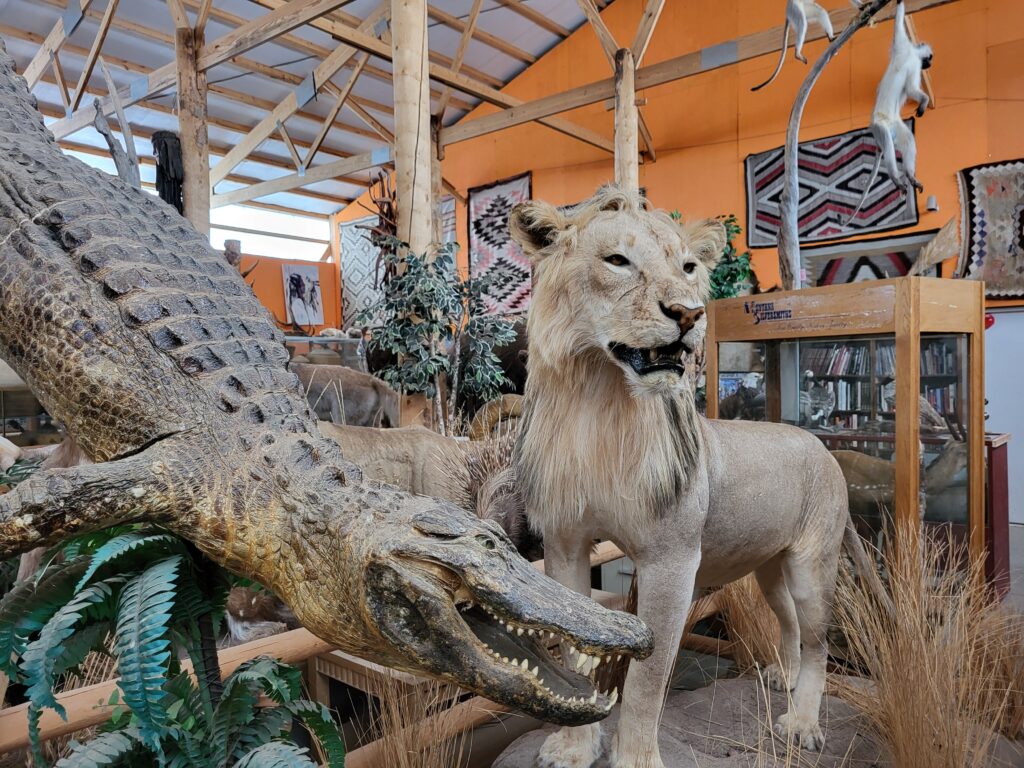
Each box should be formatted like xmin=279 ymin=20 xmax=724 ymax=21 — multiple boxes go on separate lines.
xmin=194 ymin=0 xmax=213 ymax=35
xmin=211 ymin=148 xmax=392 ymax=208
xmin=434 ymin=0 xmax=483 ymax=121
xmin=631 ymin=0 xmax=666 ymax=63
xmin=492 ymin=0 xmax=569 ymax=38
xmin=277 ymin=122 xmax=303 ymax=171
xmin=209 ymin=3 xmax=387 ymax=186
xmin=70 ymin=0 xmax=119 ymax=112
xmin=21 ymin=0 xmax=96 ymax=89
xmin=442 ymin=0 xmax=960 ymax=148
xmin=426 ymin=5 xmax=535 ymax=65
xmin=50 ymin=52 xmax=72 ymax=111
xmin=575 ymin=0 xmax=655 ymax=161
xmin=98 ymin=56 xmax=138 ymax=172
xmin=249 ymin=0 xmax=505 ymax=89
xmin=166 ymin=0 xmax=190 ymax=29
xmin=305 ymin=53 xmax=369 ymax=168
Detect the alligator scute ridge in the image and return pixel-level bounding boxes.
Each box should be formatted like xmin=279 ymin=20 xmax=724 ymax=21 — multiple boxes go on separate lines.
xmin=0 ymin=39 xmax=652 ymax=725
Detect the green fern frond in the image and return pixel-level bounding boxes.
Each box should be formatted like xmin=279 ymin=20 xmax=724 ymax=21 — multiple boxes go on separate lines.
xmin=228 ymin=707 xmax=294 ymax=764
xmin=233 ymin=742 xmax=318 ymax=768
xmin=0 ymin=457 xmax=42 ymax=487
xmin=53 ymin=621 xmax=111 ymax=679
xmin=282 ymin=700 xmax=345 ymax=768
xmin=23 ymin=578 xmax=119 ymax=715
xmin=0 ymin=558 xmax=88 ymax=678
xmin=113 ymin=555 xmax=181 ymax=752
xmin=211 ymin=674 xmax=261 ymax=766
xmin=58 ymin=525 xmax=140 ymax=561
xmin=76 ymin=533 xmax=182 ymax=591
xmin=223 ymin=658 xmax=302 ymax=706
xmin=53 ymin=728 xmax=146 ymax=768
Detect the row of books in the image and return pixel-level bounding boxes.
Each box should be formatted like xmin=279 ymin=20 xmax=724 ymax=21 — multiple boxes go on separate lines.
xmin=921 ymin=342 xmax=958 ymax=376
xmin=924 ymin=384 xmax=958 ymax=415
xmin=813 ymin=379 xmax=872 ymax=412
xmin=800 ymin=344 xmax=873 ymax=377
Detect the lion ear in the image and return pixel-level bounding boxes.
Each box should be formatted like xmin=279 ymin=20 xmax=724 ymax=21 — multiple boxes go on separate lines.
xmin=508 ymin=201 xmax=566 ymax=261
xmin=680 ymin=218 xmax=727 ymax=271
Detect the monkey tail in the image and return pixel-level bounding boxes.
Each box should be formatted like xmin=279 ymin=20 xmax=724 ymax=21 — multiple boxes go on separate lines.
xmin=843 ymin=152 xmax=882 ymax=228
xmin=751 ymin=22 xmax=790 ymax=92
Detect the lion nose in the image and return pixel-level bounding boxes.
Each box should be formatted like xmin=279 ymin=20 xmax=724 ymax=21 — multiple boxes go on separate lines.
xmin=661 ymin=303 xmax=705 ymax=335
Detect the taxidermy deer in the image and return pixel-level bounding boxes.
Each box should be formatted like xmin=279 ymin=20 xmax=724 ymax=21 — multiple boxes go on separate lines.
xmin=845 ymin=0 xmax=933 ymax=225
xmin=751 ymin=0 xmax=836 ymax=91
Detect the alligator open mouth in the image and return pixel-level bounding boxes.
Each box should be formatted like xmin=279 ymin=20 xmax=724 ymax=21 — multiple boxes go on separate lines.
xmin=459 ymin=600 xmax=623 ymax=713
xmin=609 ymin=338 xmax=691 ymax=377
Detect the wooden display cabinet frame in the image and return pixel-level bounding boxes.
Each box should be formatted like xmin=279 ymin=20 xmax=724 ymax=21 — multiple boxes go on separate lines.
xmin=705 ymin=277 xmax=986 ymax=561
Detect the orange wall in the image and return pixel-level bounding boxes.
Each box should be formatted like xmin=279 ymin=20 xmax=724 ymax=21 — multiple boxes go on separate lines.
xmin=242 ymin=254 xmax=342 ymax=332
xmin=337 ymin=0 xmax=1024 ymax=299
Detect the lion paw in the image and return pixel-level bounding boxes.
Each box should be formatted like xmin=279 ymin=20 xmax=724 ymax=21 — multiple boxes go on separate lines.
xmin=537 ymin=723 xmax=603 ymax=768
xmin=773 ymin=712 xmax=825 ymax=751
xmin=761 ymin=663 xmax=795 ymax=692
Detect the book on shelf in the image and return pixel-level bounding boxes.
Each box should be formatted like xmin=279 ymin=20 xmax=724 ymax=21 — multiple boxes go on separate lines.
xmin=801 ymin=343 xmax=871 ymax=377
xmin=921 ymin=340 xmax=956 ymax=376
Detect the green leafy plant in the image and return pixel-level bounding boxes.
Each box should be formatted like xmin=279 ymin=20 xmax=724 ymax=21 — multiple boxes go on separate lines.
xmin=357 ymin=238 xmax=516 ymax=432
xmin=0 ymin=526 xmax=343 ymax=767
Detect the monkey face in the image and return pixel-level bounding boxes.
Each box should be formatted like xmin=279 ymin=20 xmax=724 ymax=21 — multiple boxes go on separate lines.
xmin=918 ymin=44 xmax=934 ymax=70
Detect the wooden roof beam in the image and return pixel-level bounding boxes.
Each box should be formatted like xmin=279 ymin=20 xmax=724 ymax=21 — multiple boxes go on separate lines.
xmin=20 ymin=0 xmax=97 ymax=88
xmin=211 ymin=147 xmax=391 ymax=208
xmin=631 ymin=0 xmax=666 ymax=63
xmin=492 ymin=0 xmax=569 ymax=38
xmin=442 ymin=0 xmax=959 ymax=147
xmin=434 ymin=0 xmax=483 ymax=121
xmin=70 ymin=0 xmax=119 ymax=111
xmin=209 ymin=3 xmax=387 ymax=186
xmin=426 ymin=4 xmax=535 ymax=65
xmin=46 ymin=0 xmax=355 ymax=139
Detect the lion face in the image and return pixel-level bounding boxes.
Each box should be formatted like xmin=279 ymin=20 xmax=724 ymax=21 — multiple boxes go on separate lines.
xmin=510 ymin=188 xmax=726 ymax=395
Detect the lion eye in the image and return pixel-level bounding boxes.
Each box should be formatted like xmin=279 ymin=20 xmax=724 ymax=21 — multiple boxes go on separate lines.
xmin=604 ymin=254 xmax=629 ymax=267
xmin=683 ymin=262 xmax=697 ymax=274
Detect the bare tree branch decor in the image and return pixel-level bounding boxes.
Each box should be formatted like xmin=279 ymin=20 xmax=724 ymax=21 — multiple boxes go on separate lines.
xmin=777 ymin=0 xmax=895 ymax=289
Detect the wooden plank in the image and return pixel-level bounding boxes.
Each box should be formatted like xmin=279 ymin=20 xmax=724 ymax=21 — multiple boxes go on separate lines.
xmin=194 ymin=0 xmax=213 ymax=34
xmin=433 ymin=0 xmax=484 ymax=121
xmin=70 ymin=0 xmax=119 ymax=112
xmin=50 ymin=51 xmax=72 ymax=112
xmin=631 ymin=0 xmax=666 ymax=63
xmin=967 ymin=283 xmax=985 ymax=561
xmin=427 ymin=4 xmax=534 ymax=65
xmin=208 ymin=4 xmax=387 ymax=186
xmin=20 ymin=0 xmax=96 ymax=89
xmin=614 ymin=48 xmax=639 ymax=191
xmin=210 ymin=148 xmax=391 ymax=208
xmin=98 ymin=57 xmax=138 ymax=172
xmin=894 ymin=279 xmax=921 ymax=538
xmin=347 ymin=100 xmax=394 ymax=142
xmin=441 ymin=0 xmax=960 ymax=148
xmin=166 ymin=0 xmax=190 ymax=28
xmin=492 ymin=0 xmax=569 ymax=37
xmin=277 ymin=122 xmax=303 ymax=171
xmin=197 ymin=0 xmax=355 ymax=72
xmin=391 ymin=0 xmax=434 ymax=254
xmin=176 ymin=26 xmax=210 ymax=235
xmin=304 ymin=53 xmax=369 ymax=168
xmin=576 ymin=0 xmax=619 ymax=60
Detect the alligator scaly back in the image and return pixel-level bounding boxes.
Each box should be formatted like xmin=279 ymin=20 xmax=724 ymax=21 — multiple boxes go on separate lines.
xmin=0 ymin=38 xmax=653 ymax=725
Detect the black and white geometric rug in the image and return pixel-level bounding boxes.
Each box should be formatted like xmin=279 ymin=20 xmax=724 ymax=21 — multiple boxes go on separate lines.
xmin=468 ymin=172 xmax=532 ymax=315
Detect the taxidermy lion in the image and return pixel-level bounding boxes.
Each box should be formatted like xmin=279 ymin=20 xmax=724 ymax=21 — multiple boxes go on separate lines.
xmin=512 ymin=187 xmax=870 ymax=767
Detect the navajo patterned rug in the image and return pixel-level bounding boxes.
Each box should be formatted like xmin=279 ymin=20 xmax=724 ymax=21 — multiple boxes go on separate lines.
xmin=745 ymin=121 xmax=919 ymax=248
xmin=339 ymin=214 xmax=383 ymax=327
xmin=469 ymin=172 xmax=532 ymax=315
xmin=957 ymin=158 xmax=1024 ymax=298
xmin=816 ymin=252 xmax=913 ymax=285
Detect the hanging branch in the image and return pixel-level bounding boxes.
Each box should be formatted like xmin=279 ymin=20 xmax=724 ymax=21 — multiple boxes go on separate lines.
xmin=777 ymin=0 xmax=895 ymax=289
xmin=356 ymin=171 xmax=400 ymax=289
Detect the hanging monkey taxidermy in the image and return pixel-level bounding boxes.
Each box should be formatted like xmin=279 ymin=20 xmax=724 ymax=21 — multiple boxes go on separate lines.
xmin=751 ymin=0 xmax=836 ymax=91
xmin=845 ymin=0 xmax=933 ymax=225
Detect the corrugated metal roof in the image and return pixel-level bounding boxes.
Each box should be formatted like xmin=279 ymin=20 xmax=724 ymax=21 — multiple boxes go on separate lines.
xmin=0 ymin=0 xmax=609 ymax=218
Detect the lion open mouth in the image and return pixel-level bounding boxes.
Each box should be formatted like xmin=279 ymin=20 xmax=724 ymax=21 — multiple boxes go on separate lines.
xmin=609 ymin=339 xmax=690 ymax=376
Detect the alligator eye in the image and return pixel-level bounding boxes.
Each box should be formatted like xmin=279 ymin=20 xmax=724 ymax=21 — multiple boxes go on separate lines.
xmin=683 ymin=262 xmax=697 ymax=274
xmin=604 ymin=254 xmax=629 ymax=267
xmin=476 ymin=535 xmax=496 ymax=550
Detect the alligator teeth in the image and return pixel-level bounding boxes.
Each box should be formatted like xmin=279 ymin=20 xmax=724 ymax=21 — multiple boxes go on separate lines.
xmin=498 ymin=619 xmax=505 ymax=626
xmin=576 ymin=652 xmax=589 ymax=672
xmin=531 ymin=666 xmax=539 ymax=677
xmin=589 ymin=691 xmax=598 ymax=704
xmin=517 ymin=627 xmax=524 ymax=636
xmin=604 ymin=655 xmax=611 ymax=664
xmin=616 ymin=654 xmax=623 ymax=663
xmin=520 ymin=659 xmax=529 ymax=671
xmin=506 ymin=623 xmax=514 ymax=633
xmin=592 ymin=656 xmax=602 ymax=671
xmin=610 ymin=687 xmax=619 ymax=705
xmin=503 ymin=656 xmax=509 ymax=663
xmin=527 ymin=628 xmax=535 ymax=637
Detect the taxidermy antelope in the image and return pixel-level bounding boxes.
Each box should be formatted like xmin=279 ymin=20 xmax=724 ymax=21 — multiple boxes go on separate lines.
xmin=751 ymin=0 xmax=836 ymax=91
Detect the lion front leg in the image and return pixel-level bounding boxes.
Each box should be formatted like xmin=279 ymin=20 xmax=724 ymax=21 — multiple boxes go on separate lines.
xmin=610 ymin=544 xmax=700 ymax=768
xmin=537 ymin=529 xmax=606 ymax=768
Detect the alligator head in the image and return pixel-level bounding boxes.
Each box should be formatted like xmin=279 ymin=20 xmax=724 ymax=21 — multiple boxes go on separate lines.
xmin=274 ymin=488 xmax=653 ymax=726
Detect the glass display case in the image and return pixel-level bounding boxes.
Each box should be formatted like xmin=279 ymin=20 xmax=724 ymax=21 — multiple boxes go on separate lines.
xmin=706 ymin=278 xmax=989 ymax=566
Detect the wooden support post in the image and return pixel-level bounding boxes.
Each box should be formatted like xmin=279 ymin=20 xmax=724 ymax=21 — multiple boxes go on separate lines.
xmin=614 ymin=48 xmax=639 ymax=192
xmin=431 ymin=118 xmax=444 ymax=244
xmin=175 ymin=26 xmax=210 ymax=235
xmin=390 ymin=0 xmax=434 ymax=254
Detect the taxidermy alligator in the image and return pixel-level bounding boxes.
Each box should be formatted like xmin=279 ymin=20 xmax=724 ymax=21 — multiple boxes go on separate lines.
xmin=0 ymin=42 xmax=651 ymax=724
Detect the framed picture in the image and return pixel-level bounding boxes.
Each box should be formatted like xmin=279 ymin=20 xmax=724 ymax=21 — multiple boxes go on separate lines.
xmin=282 ymin=263 xmax=324 ymax=327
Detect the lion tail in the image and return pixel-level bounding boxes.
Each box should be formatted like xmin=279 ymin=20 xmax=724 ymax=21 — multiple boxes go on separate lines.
xmin=843 ymin=518 xmax=896 ymax=619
